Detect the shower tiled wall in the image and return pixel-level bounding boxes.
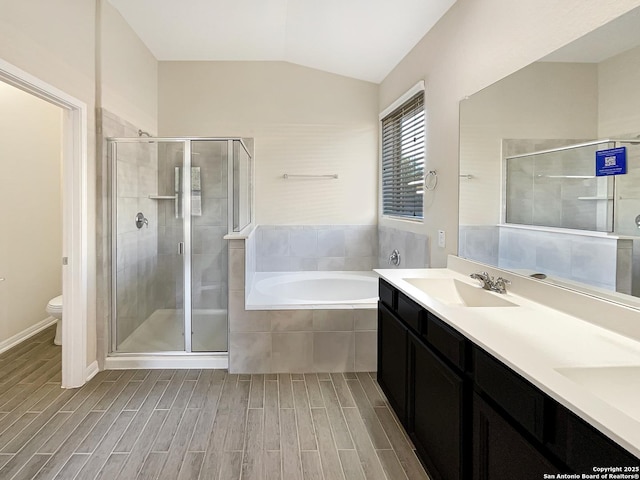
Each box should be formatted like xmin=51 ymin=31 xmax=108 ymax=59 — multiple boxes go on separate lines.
xmin=255 ymin=225 xmax=377 ymax=272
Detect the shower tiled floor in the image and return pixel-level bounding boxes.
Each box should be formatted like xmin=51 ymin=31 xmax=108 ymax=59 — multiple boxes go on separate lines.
xmin=0 ymin=326 xmax=430 ymax=480
xmin=117 ymin=309 xmax=228 ymax=353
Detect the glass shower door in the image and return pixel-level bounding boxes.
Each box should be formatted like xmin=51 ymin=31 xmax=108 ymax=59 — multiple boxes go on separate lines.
xmin=112 ymin=140 xmax=186 ymax=352
xmin=190 ymin=140 xmax=229 ymax=352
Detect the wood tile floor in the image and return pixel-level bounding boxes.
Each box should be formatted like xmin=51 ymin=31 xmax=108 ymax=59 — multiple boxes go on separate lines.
xmin=0 ymin=326 xmax=430 ymax=480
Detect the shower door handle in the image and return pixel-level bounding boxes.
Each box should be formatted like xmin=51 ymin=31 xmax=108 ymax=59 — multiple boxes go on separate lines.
xmin=178 ymin=242 xmax=184 ymax=255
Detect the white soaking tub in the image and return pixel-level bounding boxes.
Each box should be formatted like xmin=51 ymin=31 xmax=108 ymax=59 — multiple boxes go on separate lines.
xmin=246 ymin=271 xmax=379 ymax=309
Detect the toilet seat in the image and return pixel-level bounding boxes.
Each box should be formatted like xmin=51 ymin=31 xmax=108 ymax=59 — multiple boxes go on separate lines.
xmin=47 ymin=295 xmax=63 ymax=315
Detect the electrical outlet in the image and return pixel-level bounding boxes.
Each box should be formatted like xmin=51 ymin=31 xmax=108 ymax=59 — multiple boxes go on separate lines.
xmin=438 ymin=230 xmax=446 ymax=248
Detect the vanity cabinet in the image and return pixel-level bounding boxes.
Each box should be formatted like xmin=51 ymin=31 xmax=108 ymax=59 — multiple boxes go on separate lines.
xmin=377 ymin=279 xmax=640 ymax=480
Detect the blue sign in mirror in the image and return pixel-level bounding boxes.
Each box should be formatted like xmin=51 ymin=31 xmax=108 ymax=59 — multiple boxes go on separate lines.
xmin=596 ymin=147 xmax=627 ymax=176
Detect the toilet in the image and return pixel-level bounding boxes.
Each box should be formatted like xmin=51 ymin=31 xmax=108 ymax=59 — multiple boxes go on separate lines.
xmin=46 ymin=295 xmax=63 ymax=346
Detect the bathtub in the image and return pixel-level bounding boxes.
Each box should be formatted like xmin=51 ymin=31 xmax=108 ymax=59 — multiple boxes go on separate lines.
xmin=246 ymin=271 xmax=379 ymax=309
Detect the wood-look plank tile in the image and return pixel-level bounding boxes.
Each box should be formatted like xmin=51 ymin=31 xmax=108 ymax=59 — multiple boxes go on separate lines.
xmin=0 ymin=453 xmax=12 ymax=469
xmin=199 ymin=375 xmax=235 ymax=478
xmin=185 ymin=370 xmax=201 ymax=381
xmin=0 ymin=384 xmax=29 ymax=412
xmin=116 ymin=409 xmax=168 ymax=479
xmin=132 ymin=370 xmax=150 ymax=381
xmin=218 ymin=451 xmax=242 ymax=480
xmin=263 ymin=380 xmax=280 ymax=452
xmin=74 ymin=410 xmax=136 ymax=480
xmin=32 ymin=411 xmax=102 ymax=479
xmin=0 ymin=412 xmax=38 ymax=451
xmin=238 ymin=374 xmax=251 ymax=382
xmin=177 ymin=451 xmax=204 ymax=480
xmin=157 ymin=408 xmax=201 ymax=480
xmin=20 ymin=355 xmax=62 ymax=385
xmin=52 ymin=453 xmax=90 ymax=480
xmin=92 ymin=370 xmax=137 ymax=411
xmin=249 ymin=374 xmax=264 ymax=409
xmin=60 ymin=372 xmax=110 ymax=412
xmin=0 ymin=359 xmax=46 ymax=387
xmin=95 ymin=453 xmax=128 ymax=480
xmin=377 ymin=449 xmax=410 ymax=480
xmin=343 ymin=372 xmax=357 ymax=380
xmin=103 ymin=370 xmax=124 ymax=381
xmin=114 ymin=380 xmax=169 ymax=453
xmin=223 ymin=380 xmax=250 ymax=452
xmin=0 ymin=383 xmax=60 ymax=429
xmin=355 ymin=372 xmax=387 ymax=407
xmin=188 ymin=370 xmax=225 ymax=452
xmin=342 ymin=407 xmax=387 ymax=480
xmin=300 ymin=450 xmax=323 ymax=480
xmin=345 ymin=379 xmax=390 ymax=450
xmin=153 ymin=381 xmax=196 ymax=451
xmin=13 ymin=453 xmax=51 ymax=479
xmin=76 ymin=378 xmax=141 ymax=453
xmin=137 ymin=451 xmax=167 ymax=480
xmin=291 ymin=374 xmax=304 ymax=381
xmin=265 ymin=374 xmax=277 ymax=381
xmin=158 ymin=369 xmax=176 ymax=382
xmin=123 ymin=370 xmax=162 ymax=411
xmin=310 ymin=408 xmax=345 ymax=480
xmin=374 ymin=406 xmax=429 ymax=480
xmin=39 ymin=382 xmax=114 ymax=454
xmin=280 ymin=408 xmax=303 ymax=480
xmin=2 ymin=406 xmax=72 ymax=455
xmin=337 ymin=449 xmax=366 ymax=480
xmin=318 ymin=381 xmax=353 ymax=450
xmin=292 ymin=380 xmax=317 ymax=451
xmin=264 ymin=450 xmax=281 ymax=480
xmin=278 ymin=374 xmax=294 ymax=409
xmin=240 ymin=408 xmax=264 ymax=480
xmin=156 ymin=370 xmax=187 ymax=410
xmin=188 ymin=369 xmax=213 ymax=409
xmin=304 ymin=374 xmax=324 ymax=408
xmin=329 ymin=374 xmax=355 ymax=408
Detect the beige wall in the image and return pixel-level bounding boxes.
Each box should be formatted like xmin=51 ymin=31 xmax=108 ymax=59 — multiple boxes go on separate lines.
xmin=159 ymin=61 xmax=379 ymax=225
xmin=598 ymin=45 xmax=640 ymax=137
xmin=459 ymin=62 xmax=599 ymax=225
xmin=380 ymin=0 xmax=640 ymax=267
xmin=0 ymin=82 xmax=62 ymax=342
xmin=100 ymin=1 xmax=158 ymax=134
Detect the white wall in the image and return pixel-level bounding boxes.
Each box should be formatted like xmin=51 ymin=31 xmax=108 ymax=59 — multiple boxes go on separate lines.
xmin=159 ymin=61 xmax=379 ymax=225
xmin=0 ymin=82 xmax=62 ymax=342
xmin=100 ymin=0 xmax=158 ymax=134
xmin=459 ymin=62 xmax=599 ymax=225
xmin=380 ymin=0 xmax=640 ymax=267
xmin=598 ymin=45 xmax=640 ymax=137
xmin=0 ymin=0 xmax=97 ymax=366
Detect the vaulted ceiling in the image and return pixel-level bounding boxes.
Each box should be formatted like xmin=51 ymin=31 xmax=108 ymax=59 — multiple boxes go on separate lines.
xmin=108 ymin=0 xmax=457 ymax=83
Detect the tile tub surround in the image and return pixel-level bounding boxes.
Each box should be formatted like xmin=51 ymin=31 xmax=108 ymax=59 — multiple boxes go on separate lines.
xmin=255 ymin=225 xmax=378 ymax=272
xmin=377 ymin=225 xmax=430 ymax=268
xmin=228 ymin=237 xmax=378 ymax=373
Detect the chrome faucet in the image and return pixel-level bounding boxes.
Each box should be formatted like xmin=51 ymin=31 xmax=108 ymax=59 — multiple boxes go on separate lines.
xmin=388 ymin=249 xmax=401 ymax=266
xmin=470 ymin=271 xmax=492 ymax=290
xmin=470 ymin=272 xmax=511 ymax=294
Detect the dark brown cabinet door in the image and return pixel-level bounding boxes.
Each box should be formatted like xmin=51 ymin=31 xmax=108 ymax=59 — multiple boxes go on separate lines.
xmin=410 ymin=332 xmax=466 ymax=480
xmin=377 ymin=303 xmax=408 ymax=424
xmin=473 ymin=393 xmax=559 ymax=480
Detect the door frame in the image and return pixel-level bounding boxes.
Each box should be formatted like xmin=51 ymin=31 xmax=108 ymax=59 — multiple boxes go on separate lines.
xmin=0 ymin=58 xmax=89 ymax=388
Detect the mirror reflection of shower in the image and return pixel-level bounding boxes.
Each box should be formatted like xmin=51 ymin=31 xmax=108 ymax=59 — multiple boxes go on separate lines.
xmin=109 ymin=137 xmax=252 ymax=355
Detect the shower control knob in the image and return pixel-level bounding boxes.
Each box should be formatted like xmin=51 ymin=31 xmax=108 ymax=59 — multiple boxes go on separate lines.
xmin=135 ymin=212 xmax=149 ymax=229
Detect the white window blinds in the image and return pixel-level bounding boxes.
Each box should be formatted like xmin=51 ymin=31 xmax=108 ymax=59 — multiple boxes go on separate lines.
xmin=381 ymin=91 xmax=425 ymax=219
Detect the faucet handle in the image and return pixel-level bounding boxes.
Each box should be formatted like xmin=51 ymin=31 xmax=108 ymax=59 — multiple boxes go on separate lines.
xmin=493 ymin=277 xmax=511 ymax=293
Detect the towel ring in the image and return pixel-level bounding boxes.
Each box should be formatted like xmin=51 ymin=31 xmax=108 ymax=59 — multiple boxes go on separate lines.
xmin=424 ymin=170 xmax=438 ymax=191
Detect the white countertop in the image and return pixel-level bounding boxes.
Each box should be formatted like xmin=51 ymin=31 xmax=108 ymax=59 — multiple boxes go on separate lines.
xmin=375 ymin=265 xmax=640 ymax=458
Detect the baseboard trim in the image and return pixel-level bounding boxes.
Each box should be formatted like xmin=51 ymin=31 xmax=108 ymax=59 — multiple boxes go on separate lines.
xmin=85 ymin=361 xmax=99 ymax=381
xmin=104 ymin=353 xmax=228 ymax=370
xmin=0 ymin=317 xmax=57 ymax=355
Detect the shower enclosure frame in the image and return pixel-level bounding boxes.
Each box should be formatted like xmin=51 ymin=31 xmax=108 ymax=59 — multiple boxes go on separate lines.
xmin=108 ymin=137 xmax=252 ymax=360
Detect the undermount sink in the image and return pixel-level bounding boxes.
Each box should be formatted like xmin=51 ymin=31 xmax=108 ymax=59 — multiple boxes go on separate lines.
xmin=403 ymin=278 xmax=518 ymax=307
xmin=555 ymin=366 xmax=640 ymax=422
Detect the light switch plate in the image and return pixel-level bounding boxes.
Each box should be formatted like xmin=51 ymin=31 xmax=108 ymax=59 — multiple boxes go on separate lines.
xmin=438 ymin=230 xmax=446 ymax=248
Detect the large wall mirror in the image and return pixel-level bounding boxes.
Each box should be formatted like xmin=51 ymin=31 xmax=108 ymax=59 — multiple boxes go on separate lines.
xmin=458 ymin=6 xmax=640 ymax=308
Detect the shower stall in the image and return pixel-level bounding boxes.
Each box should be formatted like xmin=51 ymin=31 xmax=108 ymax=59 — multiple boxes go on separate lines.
xmin=108 ymin=137 xmax=252 ymax=359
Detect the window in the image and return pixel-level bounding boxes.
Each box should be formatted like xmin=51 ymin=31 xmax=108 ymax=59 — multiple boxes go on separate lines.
xmin=381 ymin=89 xmax=425 ymax=219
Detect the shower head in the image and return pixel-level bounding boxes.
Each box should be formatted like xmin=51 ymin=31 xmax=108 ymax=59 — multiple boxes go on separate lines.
xmin=138 ymin=129 xmax=151 ymax=138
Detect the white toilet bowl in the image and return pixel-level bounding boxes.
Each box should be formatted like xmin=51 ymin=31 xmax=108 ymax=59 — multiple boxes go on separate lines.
xmin=46 ymin=295 xmax=63 ymax=346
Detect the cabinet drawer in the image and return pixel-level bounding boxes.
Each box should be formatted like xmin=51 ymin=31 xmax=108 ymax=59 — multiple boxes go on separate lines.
xmin=427 ymin=313 xmax=468 ymax=371
xmin=397 ymin=292 xmax=423 ymax=333
xmin=379 ymin=279 xmax=396 ymax=310
xmin=474 ymin=348 xmax=545 ymax=442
